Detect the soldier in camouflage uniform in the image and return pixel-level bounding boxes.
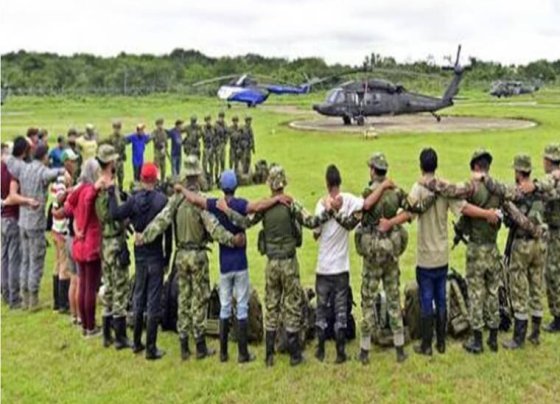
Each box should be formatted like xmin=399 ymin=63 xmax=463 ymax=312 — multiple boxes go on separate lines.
xmin=95 ymin=145 xmax=132 ymax=350
xmin=336 ymin=153 xmax=433 ymax=364
xmin=137 ymin=156 xmax=245 ymax=360
xmin=422 ymin=150 xmax=543 ymax=354
xmin=240 ymin=116 xmax=255 ymax=175
xmin=201 ymin=115 xmax=215 ymax=188
xmin=221 ymin=165 xmax=334 ymax=367
xmin=107 ymin=121 xmax=127 ymax=190
xmin=481 ymin=155 xmax=547 ymax=349
xmin=228 ymin=116 xmax=242 ymax=171
xmin=214 ymin=111 xmax=228 ymax=181
xmin=182 ymin=115 xmax=202 ymax=160
xmin=152 ymin=118 xmax=168 ymax=181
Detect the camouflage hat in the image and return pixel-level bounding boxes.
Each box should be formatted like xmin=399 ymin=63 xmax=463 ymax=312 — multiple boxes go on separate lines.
xmin=67 ymin=127 xmax=78 ymax=136
xmin=513 ymin=154 xmax=532 ymax=172
xmin=367 ymin=152 xmax=389 ymax=170
xmin=218 ymin=111 xmax=225 ymax=118
xmin=232 ymin=116 xmax=239 ymax=122
xmin=155 ymin=118 xmax=164 ymax=125
xmin=204 ymin=115 xmax=211 ymax=121
xmin=544 ymin=143 xmax=560 ymax=161
xmin=183 ymin=155 xmax=202 ymax=176
xmin=245 ymin=115 xmax=252 ymax=121
xmin=190 ymin=115 xmax=197 ymax=122
xmin=97 ymin=144 xmax=119 ymax=163
xmin=267 ymin=165 xmax=287 ymax=191
xmin=85 ymin=123 xmax=95 ymax=132
xmin=112 ymin=120 xmax=122 ymax=128
xmin=470 ymin=149 xmax=493 ymax=165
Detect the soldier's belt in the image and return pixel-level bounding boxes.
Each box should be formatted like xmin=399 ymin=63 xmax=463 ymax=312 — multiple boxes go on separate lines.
xmin=266 ymin=252 xmax=295 ymax=260
xmin=176 ymin=242 xmax=208 ymax=251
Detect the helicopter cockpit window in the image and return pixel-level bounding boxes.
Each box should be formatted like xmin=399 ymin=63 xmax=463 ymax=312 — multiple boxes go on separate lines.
xmin=326 ymin=89 xmax=344 ymax=103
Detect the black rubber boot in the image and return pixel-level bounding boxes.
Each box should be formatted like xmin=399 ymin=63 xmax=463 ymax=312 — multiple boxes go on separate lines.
xmin=487 ymin=328 xmax=498 ymax=352
xmin=237 ymin=319 xmax=255 ymax=364
xmin=528 ymin=316 xmax=542 ymax=346
xmin=463 ymin=330 xmax=484 ymax=354
xmin=544 ymin=316 xmax=560 ymax=333
xmin=195 ymin=336 xmax=215 ymax=360
xmin=502 ymin=318 xmax=528 ymax=350
xmin=334 ymin=329 xmax=347 ymax=364
xmin=219 ymin=319 xmax=229 ymax=363
xmin=265 ymin=330 xmax=276 ymax=367
xmin=132 ymin=315 xmax=145 ymax=354
xmin=414 ymin=315 xmax=433 ymax=356
xmin=315 ymin=327 xmax=326 ymax=362
xmin=145 ymin=317 xmax=165 ymax=360
xmin=52 ymin=275 xmax=60 ymax=311
xmin=114 ymin=316 xmax=132 ymax=350
xmin=395 ymin=345 xmax=408 ymax=363
xmin=287 ymin=332 xmax=303 ymax=366
xmin=357 ymin=349 xmax=370 ymax=365
xmin=435 ymin=310 xmax=446 ymax=354
xmin=102 ymin=315 xmax=114 ymax=348
xmin=58 ymin=279 xmax=70 ymax=314
xmin=180 ymin=336 xmax=191 ymax=361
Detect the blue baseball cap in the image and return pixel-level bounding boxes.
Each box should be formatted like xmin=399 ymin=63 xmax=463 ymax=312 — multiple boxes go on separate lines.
xmin=219 ymin=170 xmax=238 ymax=192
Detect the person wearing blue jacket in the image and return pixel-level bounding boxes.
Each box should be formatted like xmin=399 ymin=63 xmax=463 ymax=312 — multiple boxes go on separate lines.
xmin=125 ymin=124 xmax=152 ymax=182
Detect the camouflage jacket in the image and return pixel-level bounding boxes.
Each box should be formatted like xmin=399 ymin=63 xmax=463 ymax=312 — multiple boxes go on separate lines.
xmin=182 ymin=124 xmax=202 ymax=152
xmin=152 ymin=128 xmax=168 ymax=155
xmin=202 ymin=124 xmax=215 ymax=150
xmin=228 ymin=125 xmax=242 ymax=150
xmin=95 ymin=187 xmax=126 ymax=238
xmin=240 ymin=125 xmax=255 ymax=152
xmin=142 ymin=191 xmax=235 ymax=248
xmin=214 ymin=121 xmax=228 ymax=147
xmin=108 ymin=132 xmax=127 ymax=162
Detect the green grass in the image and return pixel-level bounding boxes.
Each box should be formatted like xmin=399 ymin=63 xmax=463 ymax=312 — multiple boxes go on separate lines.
xmin=2 ymin=90 xmax=560 ymax=403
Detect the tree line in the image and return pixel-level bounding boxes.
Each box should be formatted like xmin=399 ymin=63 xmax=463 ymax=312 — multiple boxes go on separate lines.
xmin=1 ymin=49 xmax=559 ymax=96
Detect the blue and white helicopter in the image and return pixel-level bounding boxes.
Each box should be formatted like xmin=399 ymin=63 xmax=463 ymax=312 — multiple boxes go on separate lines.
xmin=192 ymin=73 xmax=332 ymax=108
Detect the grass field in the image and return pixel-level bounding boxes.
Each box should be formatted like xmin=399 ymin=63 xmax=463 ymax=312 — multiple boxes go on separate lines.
xmin=1 ymin=89 xmax=560 ymax=403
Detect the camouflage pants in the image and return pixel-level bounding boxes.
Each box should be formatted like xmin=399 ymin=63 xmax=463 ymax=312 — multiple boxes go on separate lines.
xmin=545 ymin=230 xmax=560 ymax=316
xmin=229 ymin=146 xmax=234 ymax=169
xmin=214 ymin=145 xmax=226 ymax=177
xmin=265 ymin=257 xmax=303 ymax=332
xmin=202 ymin=148 xmax=214 ymax=186
xmin=509 ymin=238 xmax=546 ymax=320
xmin=101 ymin=237 xmax=130 ymax=318
xmin=154 ymin=151 xmax=166 ymax=181
xmin=116 ymin=160 xmax=125 ymax=190
xmin=241 ymin=150 xmax=252 ymax=174
xmin=466 ymin=243 xmax=501 ymax=331
xmin=184 ymin=147 xmax=200 ymax=161
xmin=175 ymin=249 xmax=210 ymax=339
xmin=19 ymin=228 xmax=47 ymax=295
xmin=360 ymin=256 xmax=404 ymax=348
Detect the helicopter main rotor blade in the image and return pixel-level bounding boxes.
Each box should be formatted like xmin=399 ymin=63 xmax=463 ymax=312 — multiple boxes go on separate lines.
xmin=191 ymin=74 xmax=243 ymax=87
xmin=455 ymin=45 xmax=462 ymax=67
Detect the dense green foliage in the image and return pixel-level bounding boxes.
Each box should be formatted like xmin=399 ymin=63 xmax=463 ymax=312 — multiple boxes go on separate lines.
xmin=2 ymin=49 xmax=559 ymax=95
xmin=2 ymin=90 xmax=560 ymax=403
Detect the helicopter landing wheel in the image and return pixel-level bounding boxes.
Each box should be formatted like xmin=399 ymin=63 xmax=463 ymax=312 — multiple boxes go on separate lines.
xmin=431 ymin=112 xmax=441 ymax=122
xmin=356 ymin=116 xmax=365 ymax=126
xmin=342 ymin=116 xmax=352 ymax=126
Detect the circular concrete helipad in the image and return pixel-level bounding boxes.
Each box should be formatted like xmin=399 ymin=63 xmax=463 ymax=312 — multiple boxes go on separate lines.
xmin=289 ymin=114 xmax=536 ymax=135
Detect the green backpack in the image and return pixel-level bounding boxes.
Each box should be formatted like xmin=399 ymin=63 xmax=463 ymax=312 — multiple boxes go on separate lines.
xmin=403 ymin=281 xmax=422 ymax=340
xmin=230 ymin=286 xmax=264 ymax=343
xmin=371 ymin=290 xmax=410 ymax=347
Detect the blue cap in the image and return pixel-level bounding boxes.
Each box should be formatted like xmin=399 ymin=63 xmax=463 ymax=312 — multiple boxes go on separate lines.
xmin=219 ymin=170 xmax=238 ymax=192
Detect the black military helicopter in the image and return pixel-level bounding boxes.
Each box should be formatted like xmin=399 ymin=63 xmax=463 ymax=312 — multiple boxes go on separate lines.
xmin=312 ymin=45 xmax=468 ymax=125
xmin=489 ymin=80 xmax=540 ymax=98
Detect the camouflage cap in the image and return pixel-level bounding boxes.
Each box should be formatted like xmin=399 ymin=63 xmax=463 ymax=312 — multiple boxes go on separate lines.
xmin=513 ymin=154 xmax=532 ymax=172
xmin=112 ymin=120 xmax=122 ymax=128
xmin=232 ymin=116 xmax=239 ymax=122
xmin=85 ymin=123 xmax=95 ymax=132
xmin=267 ymin=165 xmax=287 ymax=191
xmin=544 ymin=143 xmax=560 ymax=161
xmin=183 ymin=155 xmax=202 ymax=176
xmin=367 ymin=152 xmax=389 ymax=170
xmin=204 ymin=115 xmax=211 ymax=121
xmin=67 ymin=127 xmax=78 ymax=136
xmin=245 ymin=115 xmax=252 ymax=121
xmin=97 ymin=144 xmax=119 ymax=163
xmin=155 ymin=118 xmax=164 ymax=125
xmin=470 ymin=148 xmax=493 ymax=165
xmin=190 ymin=115 xmax=197 ymax=122
xmin=218 ymin=111 xmax=225 ymax=118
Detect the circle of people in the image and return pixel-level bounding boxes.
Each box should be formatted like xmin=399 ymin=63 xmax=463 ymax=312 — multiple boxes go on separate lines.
xmin=1 ymin=125 xmax=559 ymax=365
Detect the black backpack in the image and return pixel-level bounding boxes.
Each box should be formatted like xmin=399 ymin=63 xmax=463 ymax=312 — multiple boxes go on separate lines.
xmin=324 ymin=286 xmax=356 ymax=341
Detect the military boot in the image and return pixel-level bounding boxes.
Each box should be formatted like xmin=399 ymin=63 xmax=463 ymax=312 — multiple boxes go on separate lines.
xmin=487 ymin=328 xmax=499 ymax=352
xmin=58 ymin=279 xmax=70 ymax=314
xmin=21 ymin=290 xmax=29 ymax=310
xmin=435 ymin=310 xmax=447 ymax=354
xmin=132 ymin=314 xmax=145 ymax=354
xmin=219 ymin=319 xmax=229 ymax=363
xmin=145 ymin=317 xmax=165 ymax=361
xmin=102 ymin=314 xmax=114 ymax=348
xmin=180 ymin=336 xmax=191 ymax=361
xmin=287 ymin=332 xmax=303 ymax=367
xmin=528 ymin=316 xmax=542 ymax=346
xmin=334 ymin=329 xmax=347 ymax=364
xmin=195 ymin=336 xmax=216 ymax=360
xmin=414 ymin=315 xmax=433 ymax=356
xmin=463 ymin=330 xmax=483 ymax=354
xmin=29 ymin=292 xmax=40 ymax=312
xmin=502 ymin=318 xmax=528 ymax=350
xmin=265 ymin=330 xmax=276 ymax=367
xmin=52 ymin=275 xmax=60 ymax=311
xmin=237 ymin=319 xmax=255 ymax=364
xmin=315 ymin=327 xmax=326 ymax=362
xmin=544 ymin=316 xmax=560 ymax=333
xmin=114 ymin=316 xmax=132 ymax=350
xmin=395 ymin=345 xmax=408 ymax=363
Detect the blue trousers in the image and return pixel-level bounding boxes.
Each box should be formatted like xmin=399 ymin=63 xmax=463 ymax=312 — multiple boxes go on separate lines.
xmin=416 ymin=265 xmax=448 ymax=317
xmin=219 ymin=270 xmax=250 ymax=320
xmin=171 ymin=154 xmax=181 ymax=179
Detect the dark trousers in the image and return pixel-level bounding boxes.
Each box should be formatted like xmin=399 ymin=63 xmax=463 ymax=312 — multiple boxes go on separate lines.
xmin=416 ymin=265 xmax=448 ymax=317
xmin=133 ymin=165 xmax=142 ymax=182
xmin=133 ymin=259 xmax=164 ymax=318
xmin=315 ymin=272 xmax=349 ymax=333
xmin=171 ymin=154 xmax=181 ymax=179
xmin=78 ymin=260 xmax=101 ymax=331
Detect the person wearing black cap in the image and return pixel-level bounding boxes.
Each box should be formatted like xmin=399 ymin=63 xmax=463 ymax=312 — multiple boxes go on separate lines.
xmin=18 ymin=145 xmax=66 ymax=310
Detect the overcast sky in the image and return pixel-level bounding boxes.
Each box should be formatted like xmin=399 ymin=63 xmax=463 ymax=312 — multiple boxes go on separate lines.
xmin=1 ymin=0 xmax=559 ymax=65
